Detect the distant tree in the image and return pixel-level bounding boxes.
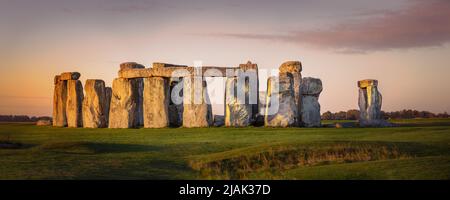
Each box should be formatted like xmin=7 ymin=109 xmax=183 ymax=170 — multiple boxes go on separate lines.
xmin=346 ymin=109 xmax=360 ymax=120
xmin=321 ymin=111 xmax=334 ymax=120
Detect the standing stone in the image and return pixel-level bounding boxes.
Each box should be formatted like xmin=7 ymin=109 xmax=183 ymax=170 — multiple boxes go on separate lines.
xmin=53 ymin=75 xmax=67 ymax=127
xmin=118 ymin=62 xmax=145 ymax=126
xmin=279 ymin=61 xmax=302 ymax=125
xmin=105 ymin=87 xmax=112 ymax=126
xmin=239 ymin=61 xmax=259 ymax=122
xmin=66 ymin=80 xmax=84 ymax=127
xmin=109 ymin=78 xmax=141 ymax=128
xmin=183 ymin=77 xmax=213 ymax=128
xmin=82 ymin=79 xmax=107 ymax=128
xmin=224 ymin=77 xmax=252 ymax=127
xmin=143 ymin=77 xmax=170 ymax=128
xmin=358 ymin=79 xmax=389 ymax=127
xmin=300 ymin=77 xmax=323 ymax=127
xmin=264 ymin=74 xmax=298 ymax=127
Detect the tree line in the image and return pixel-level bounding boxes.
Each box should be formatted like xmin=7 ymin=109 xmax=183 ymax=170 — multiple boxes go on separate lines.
xmin=0 ymin=115 xmax=52 ymax=122
xmin=321 ymin=109 xmax=450 ymax=120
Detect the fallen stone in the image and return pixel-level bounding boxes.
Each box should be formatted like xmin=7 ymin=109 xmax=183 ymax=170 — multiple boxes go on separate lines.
xmin=143 ymin=77 xmax=170 ymax=128
xmin=66 ymin=80 xmax=84 ymax=127
xmin=36 ymin=119 xmax=52 ymax=126
xmin=82 ymin=79 xmax=107 ymax=128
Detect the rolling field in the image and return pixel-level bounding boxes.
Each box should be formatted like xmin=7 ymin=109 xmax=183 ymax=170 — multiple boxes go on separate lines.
xmin=0 ymin=119 xmax=449 ymax=180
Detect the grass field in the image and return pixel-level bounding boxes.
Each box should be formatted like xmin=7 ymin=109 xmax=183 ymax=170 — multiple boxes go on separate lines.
xmin=0 ymin=119 xmax=449 ymax=180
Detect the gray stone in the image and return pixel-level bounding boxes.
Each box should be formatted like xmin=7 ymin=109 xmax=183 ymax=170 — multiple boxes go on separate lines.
xmin=53 ymin=76 xmax=67 ymax=127
xmin=105 ymin=87 xmax=112 ymax=126
xmin=213 ymin=115 xmax=225 ymax=127
xmin=82 ymin=79 xmax=107 ymax=128
xmin=36 ymin=119 xmax=52 ymax=126
xmin=264 ymin=74 xmax=298 ymax=127
xmin=183 ymin=77 xmax=213 ymax=128
xmin=301 ymin=77 xmax=322 ymax=96
xmin=239 ymin=61 xmax=259 ymax=121
xmin=143 ymin=77 xmax=170 ymax=128
xmin=279 ymin=61 xmax=302 ymax=125
xmin=300 ymin=77 xmax=322 ymax=127
xmin=108 ymin=78 xmax=141 ymax=128
xmin=224 ymin=77 xmax=252 ymax=127
xmin=66 ymin=80 xmax=84 ymax=127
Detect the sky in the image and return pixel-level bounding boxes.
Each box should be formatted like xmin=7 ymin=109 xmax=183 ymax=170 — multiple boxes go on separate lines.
xmin=0 ymin=0 xmax=449 ymax=116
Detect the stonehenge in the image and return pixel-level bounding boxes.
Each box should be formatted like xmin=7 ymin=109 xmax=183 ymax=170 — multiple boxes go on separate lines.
xmin=53 ymin=60 xmax=400 ymax=129
xmin=358 ymin=79 xmax=390 ymax=127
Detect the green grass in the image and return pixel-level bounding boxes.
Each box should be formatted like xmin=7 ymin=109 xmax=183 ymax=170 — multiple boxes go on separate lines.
xmin=0 ymin=119 xmax=449 ymax=180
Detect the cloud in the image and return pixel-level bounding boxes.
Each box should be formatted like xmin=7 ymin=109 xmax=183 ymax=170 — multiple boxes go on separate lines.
xmin=213 ymin=0 xmax=450 ymax=53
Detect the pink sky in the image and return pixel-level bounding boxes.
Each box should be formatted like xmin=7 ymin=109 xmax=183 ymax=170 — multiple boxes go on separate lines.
xmin=0 ymin=0 xmax=449 ymax=116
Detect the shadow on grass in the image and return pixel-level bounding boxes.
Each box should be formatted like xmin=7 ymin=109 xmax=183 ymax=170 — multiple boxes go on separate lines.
xmin=35 ymin=141 xmax=162 ymax=155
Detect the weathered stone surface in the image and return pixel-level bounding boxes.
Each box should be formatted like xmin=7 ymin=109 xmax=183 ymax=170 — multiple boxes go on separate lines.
xmin=300 ymin=77 xmax=322 ymax=127
xmin=136 ymin=79 xmax=144 ymax=126
xmin=264 ymin=74 xmax=298 ymax=127
xmin=53 ymin=77 xmax=67 ymax=127
xmin=82 ymin=80 xmax=107 ymax=128
xmin=279 ymin=61 xmax=302 ymax=125
xmin=300 ymin=96 xmax=321 ymax=127
xmin=183 ymin=77 xmax=213 ymax=128
xmin=239 ymin=61 xmax=259 ymax=121
xmin=143 ymin=77 xmax=170 ymax=128
xmin=120 ymin=62 xmax=145 ymax=70
xmin=153 ymin=62 xmax=188 ymax=68
xmin=60 ymin=72 xmax=81 ymax=80
xmin=66 ymin=80 xmax=84 ymax=127
xmin=213 ymin=115 xmax=225 ymax=127
xmin=301 ymin=77 xmax=322 ymax=96
xmin=224 ymin=77 xmax=252 ymax=127
xmin=358 ymin=79 xmax=378 ymax=88
xmin=279 ymin=61 xmax=302 ymax=73
xmin=54 ymin=75 xmax=61 ymax=85
xmin=36 ymin=119 xmax=52 ymax=126
xmin=119 ymin=66 xmax=241 ymax=78
xmin=105 ymin=87 xmax=112 ymax=125
xmin=108 ymin=78 xmax=141 ymax=128
xmin=358 ymin=79 xmax=389 ymax=127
